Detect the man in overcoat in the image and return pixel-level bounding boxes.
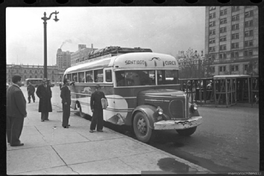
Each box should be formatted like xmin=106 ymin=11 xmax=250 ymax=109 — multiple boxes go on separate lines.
xmin=36 ymin=78 xmax=52 ymax=122
xmin=27 ymin=82 xmax=35 ymax=103
xmin=60 ymin=78 xmax=71 ymax=128
xmin=90 ymin=84 xmax=107 ymax=133
xmin=6 ymin=75 xmax=27 ymax=146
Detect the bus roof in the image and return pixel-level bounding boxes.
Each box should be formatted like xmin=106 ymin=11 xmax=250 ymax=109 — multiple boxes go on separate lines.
xmin=25 ymin=78 xmax=43 ymax=81
xmin=64 ymin=52 xmax=179 ymax=74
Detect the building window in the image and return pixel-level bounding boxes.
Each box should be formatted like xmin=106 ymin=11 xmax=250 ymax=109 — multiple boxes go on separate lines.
xmin=231 ymin=6 xmax=239 ymax=12
xmin=209 ymin=21 xmax=216 ymax=27
xmin=220 ymin=45 xmax=226 ymax=51
xmin=220 ymin=18 xmax=227 ymax=24
xmin=209 ymin=6 xmax=216 ymax=11
xmin=220 ymin=36 xmax=226 ymax=42
xmin=231 ymin=33 xmax=239 ymax=39
xmin=209 ymin=29 xmax=215 ymax=35
xmin=231 ymin=51 xmax=239 ymax=58
xmin=231 ymin=65 xmax=239 ymax=71
xmin=219 ymin=53 xmax=227 ymax=59
xmin=209 ymin=12 xmax=216 ymax=19
xmin=245 ymin=30 xmax=253 ymax=37
xmin=231 ymin=24 xmax=239 ymax=30
xmin=220 ymin=27 xmax=227 ymax=33
xmin=220 ymin=9 xmax=227 ymax=16
xmin=245 ymin=40 xmax=253 ymax=47
xmin=209 ymin=47 xmax=215 ymax=52
xmin=219 ymin=66 xmax=226 ymax=72
xmin=209 ymin=38 xmax=215 ymax=44
xmin=245 ymin=10 xmax=254 ymax=18
xmin=244 ymin=50 xmax=253 ymax=56
xmin=244 ymin=64 xmax=248 ymax=71
xmin=245 ymin=20 xmax=253 ymax=27
xmin=232 ymin=14 xmax=239 ymax=21
xmin=231 ymin=42 xmax=239 ymax=49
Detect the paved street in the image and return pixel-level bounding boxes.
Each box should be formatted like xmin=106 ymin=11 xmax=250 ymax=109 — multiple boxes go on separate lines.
xmin=152 ymin=105 xmax=259 ymax=172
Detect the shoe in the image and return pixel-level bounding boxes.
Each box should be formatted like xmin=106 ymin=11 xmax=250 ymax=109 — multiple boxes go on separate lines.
xmin=89 ymin=130 xmax=94 ymax=133
xmin=67 ymin=124 xmax=70 ymax=127
xmin=41 ymin=120 xmax=44 ymax=122
xmin=97 ymin=130 xmax=103 ymax=132
xmin=10 ymin=143 xmax=24 ymax=147
xmin=63 ymin=126 xmax=68 ymax=128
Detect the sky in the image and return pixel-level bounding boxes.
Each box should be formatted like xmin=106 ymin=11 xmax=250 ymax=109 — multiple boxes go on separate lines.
xmin=6 ymin=7 xmax=205 ymax=66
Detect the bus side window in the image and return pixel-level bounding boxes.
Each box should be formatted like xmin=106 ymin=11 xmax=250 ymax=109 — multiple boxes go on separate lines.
xmin=105 ymin=70 xmax=112 ymax=82
xmin=94 ymin=69 xmax=103 ymax=82
xmin=85 ymin=71 xmax=93 ymax=82
xmin=72 ymin=73 xmax=78 ymax=82
xmin=78 ymin=72 xmax=85 ymax=82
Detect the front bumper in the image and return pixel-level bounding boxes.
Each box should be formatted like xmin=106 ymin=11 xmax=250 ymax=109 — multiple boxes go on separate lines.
xmin=154 ymin=116 xmax=202 ymax=130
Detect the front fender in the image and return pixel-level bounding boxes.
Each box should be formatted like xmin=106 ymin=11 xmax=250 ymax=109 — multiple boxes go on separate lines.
xmin=132 ymin=105 xmax=156 ymax=129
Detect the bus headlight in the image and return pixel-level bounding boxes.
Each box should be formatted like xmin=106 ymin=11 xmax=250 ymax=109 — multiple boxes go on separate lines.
xmin=190 ymin=103 xmax=198 ymax=113
xmin=156 ymin=106 xmax=163 ymax=115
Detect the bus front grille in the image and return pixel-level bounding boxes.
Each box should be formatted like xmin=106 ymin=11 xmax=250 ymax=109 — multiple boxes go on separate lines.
xmin=168 ymin=98 xmax=185 ymax=119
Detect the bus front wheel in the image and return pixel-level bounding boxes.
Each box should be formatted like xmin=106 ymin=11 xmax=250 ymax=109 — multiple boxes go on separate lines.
xmin=133 ymin=112 xmax=154 ymax=143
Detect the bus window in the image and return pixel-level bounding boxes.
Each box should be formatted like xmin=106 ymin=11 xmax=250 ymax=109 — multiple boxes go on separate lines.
xmin=78 ymin=72 xmax=85 ymax=82
xmin=85 ymin=71 xmax=93 ymax=82
xmin=72 ymin=73 xmax=78 ymax=82
xmin=66 ymin=74 xmax=72 ymax=81
xmin=116 ymin=70 xmax=155 ymax=86
xmin=157 ymin=70 xmax=178 ymax=85
xmin=105 ymin=70 xmax=112 ymax=82
xmin=94 ymin=69 xmax=103 ymax=82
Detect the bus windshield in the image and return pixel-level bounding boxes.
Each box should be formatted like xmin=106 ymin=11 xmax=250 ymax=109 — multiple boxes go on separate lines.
xmin=116 ymin=70 xmax=178 ymax=86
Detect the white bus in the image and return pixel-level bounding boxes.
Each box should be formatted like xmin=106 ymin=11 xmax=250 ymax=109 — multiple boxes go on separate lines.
xmin=63 ymin=47 xmax=202 ymax=143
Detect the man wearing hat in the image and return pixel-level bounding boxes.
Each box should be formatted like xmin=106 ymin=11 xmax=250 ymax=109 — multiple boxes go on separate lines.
xmin=90 ymin=84 xmax=107 ymax=133
xmin=36 ymin=78 xmax=52 ymax=122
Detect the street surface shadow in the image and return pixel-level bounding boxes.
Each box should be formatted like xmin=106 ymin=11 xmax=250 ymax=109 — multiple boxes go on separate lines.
xmin=157 ymin=157 xmax=191 ymax=173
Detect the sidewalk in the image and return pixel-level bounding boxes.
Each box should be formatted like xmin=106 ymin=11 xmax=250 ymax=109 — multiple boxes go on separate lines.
xmin=7 ymin=102 xmax=213 ymax=175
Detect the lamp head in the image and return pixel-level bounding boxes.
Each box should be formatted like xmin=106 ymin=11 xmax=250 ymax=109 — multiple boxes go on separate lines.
xmin=54 ymin=15 xmax=59 ymax=22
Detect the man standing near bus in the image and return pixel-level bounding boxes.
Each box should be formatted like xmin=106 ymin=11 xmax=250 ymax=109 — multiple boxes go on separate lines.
xmin=90 ymin=84 xmax=107 ymax=133
xmin=6 ymin=75 xmax=27 ymax=146
xmin=36 ymin=78 xmax=52 ymax=122
xmin=60 ymin=78 xmax=71 ymax=128
xmin=27 ymin=82 xmax=35 ymax=103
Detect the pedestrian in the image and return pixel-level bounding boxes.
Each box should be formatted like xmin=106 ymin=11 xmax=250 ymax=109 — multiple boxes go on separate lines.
xmin=6 ymin=75 xmax=27 ymax=147
xmin=90 ymin=84 xmax=107 ymax=133
xmin=36 ymin=78 xmax=52 ymax=122
xmin=60 ymin=78 xmax=71 ymax=128
xmin=27 ymin=82 xmax=35 ymax=103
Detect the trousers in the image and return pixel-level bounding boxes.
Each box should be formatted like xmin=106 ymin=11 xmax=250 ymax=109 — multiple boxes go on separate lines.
xmin=6 ymin=115 xmax=24 ymax=145
xmin=90 ymin=109 xmax=104 ymax=131
xmin=62 ymin=103 xmax=70 ymax=126
xmin=28 ymin=93 xmax=35 ymax=103
xmin=41 ymin=112 xmax=49 ymax=120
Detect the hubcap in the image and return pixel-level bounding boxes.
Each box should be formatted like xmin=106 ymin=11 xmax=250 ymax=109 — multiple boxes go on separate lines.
xmin=137 ymin=117 xmax=147 ymax=135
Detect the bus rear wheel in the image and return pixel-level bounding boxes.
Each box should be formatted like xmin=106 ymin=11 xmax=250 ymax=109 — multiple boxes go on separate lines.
xmin=133 ymin=112 xmax=154 ymax=143
xmin=176 ymin=127 xmax=197 ymax=136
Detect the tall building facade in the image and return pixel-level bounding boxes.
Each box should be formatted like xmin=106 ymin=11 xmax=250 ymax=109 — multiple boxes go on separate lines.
xmin=6 ymin=64 xmax=64 ymax=84
xmin=205 ymin=6 xmax=258 ymax=76
xmin=71 ymin=44 xmax=96 ymax=66
xmin=56 ymin=48 xmax=72 ymax=70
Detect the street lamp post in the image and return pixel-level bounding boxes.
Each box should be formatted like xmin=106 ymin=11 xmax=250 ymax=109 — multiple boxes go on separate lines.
xmin=41 ymin=11 xmax=59 ymax=79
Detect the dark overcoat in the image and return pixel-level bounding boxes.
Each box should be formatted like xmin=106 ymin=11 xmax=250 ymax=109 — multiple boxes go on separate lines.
xmin=60 ymin=85 xmax=71 ymax=105
xmin=36 ymin=84 xmax=52 ymax=112
xmin=6 ymin=84 xmax=27 ymax=118
xmin=27 ymin=84 xmax=35 ymax=94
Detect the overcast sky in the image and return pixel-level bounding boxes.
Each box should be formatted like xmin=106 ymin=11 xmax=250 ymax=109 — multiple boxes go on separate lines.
xmin=6 ymin=7 xmax=205 ymax=65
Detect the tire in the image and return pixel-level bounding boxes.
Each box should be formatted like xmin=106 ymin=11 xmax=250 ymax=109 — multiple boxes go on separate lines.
xmin=133 ymin=112 xmax=154 ymax=143
xmin=176 ymin=127 xmax=197 ymax=136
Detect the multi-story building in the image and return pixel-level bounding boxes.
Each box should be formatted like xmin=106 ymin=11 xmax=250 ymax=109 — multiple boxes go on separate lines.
xmin=6 ymin=64 xmax=64 ymax=84
xmin=71 ymin=44 xmax=96 ymax=66
xmin=205 ymin=6 xmax=258 ymax=76
xmin=56 ymin=48 xmax=72 ymax=70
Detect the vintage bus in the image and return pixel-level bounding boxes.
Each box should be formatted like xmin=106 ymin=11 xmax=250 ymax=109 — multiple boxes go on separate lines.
xmin=63 ymin=47 xmax=202 ymax=143
xmin=25 ymin=78 xmax=43 ymax=87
